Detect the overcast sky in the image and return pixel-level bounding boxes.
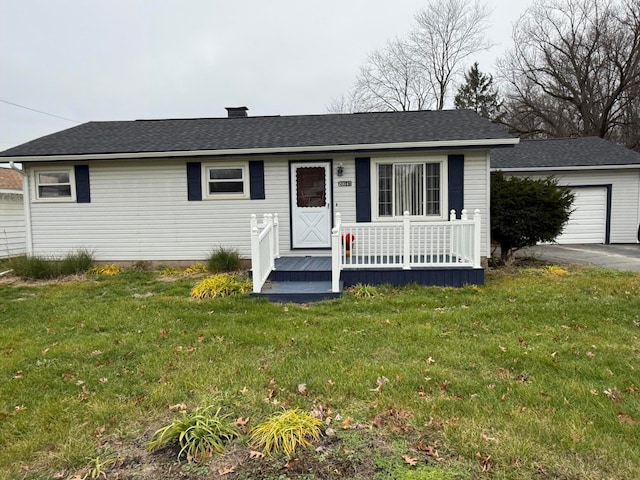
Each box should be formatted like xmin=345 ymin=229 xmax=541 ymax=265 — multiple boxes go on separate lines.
xmin=0 ymin=0 xmax=534 ymax=154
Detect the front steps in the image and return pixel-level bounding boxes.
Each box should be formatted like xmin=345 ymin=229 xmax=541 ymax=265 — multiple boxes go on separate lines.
xmin=253 ymin=256 xmax=341 ymax=303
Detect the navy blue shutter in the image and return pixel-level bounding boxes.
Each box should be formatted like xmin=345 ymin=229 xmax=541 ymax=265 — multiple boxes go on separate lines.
xmin=447 ymin=155 xmax=464 ymax=218
xmin=186 ymin=162 xmax=202 ymax=201
xmin=249 ymin=161 xmax=265 ymax=200
xmin=355 ymin=157 xmax=371 ymax=222
xmin=74 ymin=165 xmax=91 ymax=203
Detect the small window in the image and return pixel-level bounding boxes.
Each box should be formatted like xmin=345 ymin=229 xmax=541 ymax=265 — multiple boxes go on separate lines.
xmin=35 ymin=170 xmax=74 ymax=201
xmin=203 ymin=164 xmax=249 ymax=199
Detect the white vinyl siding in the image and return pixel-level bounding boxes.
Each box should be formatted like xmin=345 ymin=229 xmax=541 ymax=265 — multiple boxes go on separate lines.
xmin=24 ymin=151 xmax=492 ymax=261
xmin=464 ymin=151 xmax=491 ymax=256
xmin=505 ymin=169 xmax=640 ymax=244
xmin=0 ymin=193 xmax=26 ymax=258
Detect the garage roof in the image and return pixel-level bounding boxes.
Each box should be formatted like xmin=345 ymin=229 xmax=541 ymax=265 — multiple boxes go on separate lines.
xmin=491 ymin=137 xmax=640 ymax=170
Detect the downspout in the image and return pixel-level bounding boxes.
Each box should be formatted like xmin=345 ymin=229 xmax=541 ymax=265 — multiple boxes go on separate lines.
xmin=9 ymin=161 xmax=33 ymax=255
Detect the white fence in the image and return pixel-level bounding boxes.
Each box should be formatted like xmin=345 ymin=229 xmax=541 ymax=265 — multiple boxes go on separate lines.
xmin=331 ymin=210 xmax=481 ymax=292
xmin=250 ymin=213 xmax=280 ymax=293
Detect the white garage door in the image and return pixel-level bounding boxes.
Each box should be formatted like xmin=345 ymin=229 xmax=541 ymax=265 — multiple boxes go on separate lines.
xmin=555 ymin=187 xmax=607 ymax=244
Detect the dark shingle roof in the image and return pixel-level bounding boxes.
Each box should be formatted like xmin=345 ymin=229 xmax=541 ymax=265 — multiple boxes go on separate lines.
xmin=0 ymin=110 xmax=514 ymax=158
xmin=491 ymin=137 xmax=640 ymax=169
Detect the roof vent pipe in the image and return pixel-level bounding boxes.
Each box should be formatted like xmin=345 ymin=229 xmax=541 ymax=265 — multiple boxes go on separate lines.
xmin=225 ymin=106 xmax=248 ymax=118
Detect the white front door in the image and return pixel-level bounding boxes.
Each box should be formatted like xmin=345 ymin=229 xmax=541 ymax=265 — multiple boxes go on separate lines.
xmin=291 ymin=161 xmax=332 ymax=248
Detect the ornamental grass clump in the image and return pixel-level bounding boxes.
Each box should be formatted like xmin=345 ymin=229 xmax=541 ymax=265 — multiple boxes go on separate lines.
xmin=207 ymin=246 xmax=242 ymax=272
xmin=6 ymin=249 xmax=94 ymax=279
xmin=190 ymin=274 xmax=252 ymax=299
xmin=250 ymin=409 xmax=322 ymax=456
xmin=147 ymin=406 xmax=239 ymax=463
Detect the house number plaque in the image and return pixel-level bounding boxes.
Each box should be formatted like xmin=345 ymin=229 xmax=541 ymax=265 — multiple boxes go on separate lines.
xmin=338 ymin=181 xmax=352 ymax=187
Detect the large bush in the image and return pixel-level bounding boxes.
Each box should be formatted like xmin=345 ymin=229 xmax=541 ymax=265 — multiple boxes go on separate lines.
xmin=491 ymin=172 xmax=574 ymax=261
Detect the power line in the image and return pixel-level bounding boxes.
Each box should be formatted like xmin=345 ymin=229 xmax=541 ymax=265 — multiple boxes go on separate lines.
xmin=0 ymin=98 xmax=82 ymax=123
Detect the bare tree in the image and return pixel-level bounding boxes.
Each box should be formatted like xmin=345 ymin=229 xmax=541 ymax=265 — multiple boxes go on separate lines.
xmin=412 ymin=0 xmax=492 ymax=109
xmin=327 ymin=0 xmax=491 ymax=113
xmin=328 ymin=38 xmax=432 ymax=113
xmin=500 ymin=0 xmax=640 ymax=150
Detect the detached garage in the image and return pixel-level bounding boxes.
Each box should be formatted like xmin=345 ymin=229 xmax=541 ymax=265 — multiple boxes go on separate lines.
xmin=492 ymin=137 xmax=640 ymax=244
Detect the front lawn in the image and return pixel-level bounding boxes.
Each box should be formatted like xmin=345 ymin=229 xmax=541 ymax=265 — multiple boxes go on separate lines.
xmin=0 ymin=265 xmax=638 ymax=479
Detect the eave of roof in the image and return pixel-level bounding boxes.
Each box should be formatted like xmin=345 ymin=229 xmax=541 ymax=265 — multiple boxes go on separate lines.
xmin=5 ymin=137 xmax=520 ymax=163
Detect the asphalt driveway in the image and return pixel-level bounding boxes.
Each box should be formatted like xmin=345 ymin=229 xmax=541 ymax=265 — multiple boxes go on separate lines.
xmin=521 ymin=244 xmax=640 ymax=272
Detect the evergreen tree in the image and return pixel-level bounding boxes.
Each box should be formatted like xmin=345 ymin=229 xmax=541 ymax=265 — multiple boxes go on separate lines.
xmin=491 ymin=171 xmax=574 ymax=262
xmin=454 ymin=62 xmax=503 ymax=121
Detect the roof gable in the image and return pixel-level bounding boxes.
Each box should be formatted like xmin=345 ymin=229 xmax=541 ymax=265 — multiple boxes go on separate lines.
xmin=491 ymin=137 xmax=640 ymax=170
xmin=1 ymin=110 xmax=515 ymax=159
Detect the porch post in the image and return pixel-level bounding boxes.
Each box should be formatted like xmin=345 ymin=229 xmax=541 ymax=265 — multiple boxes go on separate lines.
xmin=403 ymin=211 xmax=411 ymax=270
xmin=250 ymin=214 xmax=261 ymax=293
xmin=273 ymin=213 xmax=280 ymax=259
xmin=473 ymin=209 xmax=482 ymax=268
xmin=331 ymin=213 xmax=342 ymax=292
xmin=266 ymin=214 xmax=275 ymax=273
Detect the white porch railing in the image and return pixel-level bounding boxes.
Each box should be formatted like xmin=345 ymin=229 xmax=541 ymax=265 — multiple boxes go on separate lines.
xmin=250 ymin=213 xmax=280 ymax=293
xmin=331 ymin=210 xmax=482 ymax=292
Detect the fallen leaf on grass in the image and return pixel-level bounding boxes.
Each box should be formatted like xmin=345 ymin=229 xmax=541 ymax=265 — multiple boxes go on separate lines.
xmin=159 ymin=329 xmax=169 ymax=337
xmin=240 ymin=386 xmax=249 ymax=395
xmin=617 ymin=412 xmax=637 ymax=426
xmin=249 ymin=450 xmax=265 ymax=459
xmin=218 ymin=467 xmax=235 ymax=475
xmin=235 ymin=417 xmax=249 ymax=428
xmin=197 ymin=335 xmax=205 ymax=343
xmin=91 ymin=350 xmax=102 ymax=356
xmin=99 ymin=377 xmax=108 ymax=383
xmin=403 ymin=455 xmax=418 ymax=466
xmin=168 ymin=403 xmax=187 ymax=411
xmin=285 ymin=458 xmax=300 ymax=469
xmin=298 ymin=383 xmax=307 ymax=395
xmin=12 ymin=371 xmax=23 ymax=379
xmin=341 ymin=417 xmax=354 ymax=429
xmin=416 ymin=441 xmax=440 ymax=460
xmin=481 ymin=433 xmax=497 ymax=443
xmin=425 ymin=356 xmax=436 ymax=364
xmin=14 ymin=405 xmax=26 ymax=412
xmin=476 ymin=452 xmax=493 ymax=472
xmin=370 ymin=376 xmax=389 ymax=392
xmin=604 ymin=388 xmax=622 ymax=402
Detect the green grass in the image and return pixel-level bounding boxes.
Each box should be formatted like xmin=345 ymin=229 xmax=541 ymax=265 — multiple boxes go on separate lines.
xmin=0 ymin=265 xmax=639 ymax=478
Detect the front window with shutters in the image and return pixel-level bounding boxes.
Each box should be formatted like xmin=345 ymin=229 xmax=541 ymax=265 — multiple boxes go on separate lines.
xmin=203 ymin=163 xmax=249 ymax=199
xmin=374 ymin=158 xmax=446 ymax=219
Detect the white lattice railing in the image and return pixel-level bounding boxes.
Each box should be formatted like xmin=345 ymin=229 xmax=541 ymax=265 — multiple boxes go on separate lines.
xmin=331 ymin=210 xmax=481 ymax=292
xmin=250 ymin=213 xmax=280 ymax=293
